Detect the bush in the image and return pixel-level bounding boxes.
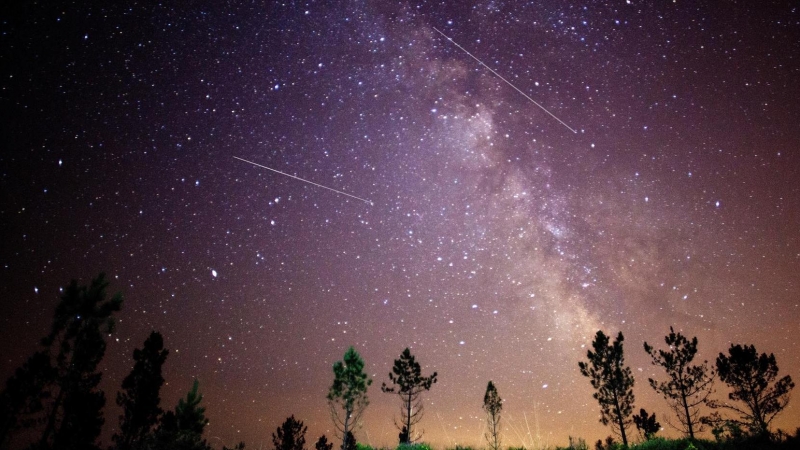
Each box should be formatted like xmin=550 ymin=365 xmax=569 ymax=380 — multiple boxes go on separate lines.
xmin=630 ymin=438 xmax=716 ymax=450
xmin=555 ymin=436 xmax=588 ymax=450
xmin=397 ymin=443 xmax=432 ymax=450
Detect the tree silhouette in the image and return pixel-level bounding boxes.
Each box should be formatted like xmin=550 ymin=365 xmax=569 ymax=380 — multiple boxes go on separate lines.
xmin=153 ymin=379 xmax=210 ymax=450
xmin=327 ymin=347 xmax=372 ymax=450
xmin=483 ymin=381 xmax=502 ymax=450
xmin=0 ymin=351 xmax=54 ymax=447
xmin=0 ymin=273 xmax=122 ymax=450
xmin=709 ymin=343 xmax=795 ymax=436
xmin=579 ymin=330 xmax=635 ymax=447
xmin=342 ymin=431 xmax=356 ymax=450
xmin=397 ymin=427 xmax=408 ymax=445
xmin=381 ymin=348 xmax=437 ymax=444
xmin=632 ymin=408 xmax=660 ymax=440
xmin=272 ymin=415 xmax=307 ymax=450
xmin=644 ymin=327 xmax=714 ymax=438
xmin=113 ymin=331 xmax=169 ymax=450
xmin=314 ymin=435 xmax=333 ymax=450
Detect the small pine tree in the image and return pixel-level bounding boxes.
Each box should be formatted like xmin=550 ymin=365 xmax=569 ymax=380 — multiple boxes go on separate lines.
xmin=153 ymin=379 xmax=210 ymax=450
xmin=632 ymin=408 xmax=660 ymax=440
xmin=579 ymin=331 xmax=635 ymax=447
xmin=381 ymin=348 xmax=437 ymax=444
xmin=114 ymin=331 xmax=169 ymax=450
xmin=483 ymin=381 xmax=502 ymax=450
xmin=398 ymin=426 xmax=408 ymax=445
xmin=272 ymin=415 xmax=307 ymax=450
xmin=315 ymin=435 xmax=333 ymax=450
xmin=175 ymin=379 xmax=209 ymax=435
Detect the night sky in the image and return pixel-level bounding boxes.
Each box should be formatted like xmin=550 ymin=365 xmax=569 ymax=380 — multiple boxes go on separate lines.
xmin=2 ymin=1 xmax=799 ymax=449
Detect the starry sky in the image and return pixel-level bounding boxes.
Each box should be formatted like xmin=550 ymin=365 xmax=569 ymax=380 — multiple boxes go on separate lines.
xmin=1 ymin=1 xmax=799 ymax=449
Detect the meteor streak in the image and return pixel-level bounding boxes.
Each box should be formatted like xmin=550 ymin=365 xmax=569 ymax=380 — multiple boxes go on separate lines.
xmin=432 ymin=27 xmax=578 ymax=134
xmin=233 ymin=156 xmax=373 ymax=205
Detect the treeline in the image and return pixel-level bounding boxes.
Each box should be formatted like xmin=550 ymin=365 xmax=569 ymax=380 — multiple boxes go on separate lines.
xmin=577 ymin=329 xmax=796 ymax=450
xmin=0 ymin=274 xmax=221 ymax=450
xmin=0 ymin=274 xmax=797 ymax=450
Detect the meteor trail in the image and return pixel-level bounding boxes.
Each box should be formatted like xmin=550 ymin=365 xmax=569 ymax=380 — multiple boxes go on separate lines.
xmin=233 ymin=156 xmax=373 ymax=205
xmin=432 ymin=27 xmax=578 ymax=134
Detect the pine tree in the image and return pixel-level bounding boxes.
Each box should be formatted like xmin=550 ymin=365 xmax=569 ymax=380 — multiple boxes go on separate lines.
xmin=381 ymin=348 xmax=437 ymax=444
xmin=0 ymin=274 xmax=122 ymax=450
xmin=579 ymin=330 xmax=635 ymax=447
xmin=314 ymin=435 xmax=333 ymax=450
xmin=327 ymin=347 xmax=372 ymax=450
xmin=272 ymin=415 xmax=307 ymax=450
xmin=153 ymin=379 xmax=210 ymax=450
xmin=342 ymin=431 xmax=356 ymax=450
xmin=483 ymin=381 xmax=502 ymax=450
xmin=397 ymin=427 xmax=408 ymax=445
xmin=113 ymin=331 xmax=169 ymax=450
xmin=709 ymin=343 xmax=795 ymax=436
xmin=632 ymin=408 xmax=660 ymax=440
xmin=644 ymin=327 xmax=714 ymax=438
xmin=0 ymin=351 xmax=54 ymax=447
xmin=175 ymin=379 xmax=209 ymax=435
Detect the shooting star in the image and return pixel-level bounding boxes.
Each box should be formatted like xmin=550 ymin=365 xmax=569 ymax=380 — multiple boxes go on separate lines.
xmin=432 ymin=26 xmax=578 ymax=134
xmin=233 ymin=156 xmax=373 ymax=205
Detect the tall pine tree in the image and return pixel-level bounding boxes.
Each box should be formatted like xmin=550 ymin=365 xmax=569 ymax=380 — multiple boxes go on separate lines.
xmin=0 ymin=273 xmax=122 ymax=450
xmin=381 ymin=348 xmax=437 ymax=444
xmin=327 ymin=347 xmax=371 ymax=450
xmin=113 ymin=331 xmax=169 ymax=450
xmin=483 ymin=381 xmax=502 ymax=450
xmin=579 ymin=331 xmax=635 ymax=447
xmin=644 ymin=327 xmax=714 ymax=438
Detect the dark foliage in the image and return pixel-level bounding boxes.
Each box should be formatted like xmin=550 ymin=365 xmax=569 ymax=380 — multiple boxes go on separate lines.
xmin=579 ymin=331 xmax=635 ymax=447
xmin=113 ymin=331 xmax=169 ymax=450
xmin=594 ymin=436 xmax=617 ymax=450
xmin=633 ymin=408 xmax=661 ymax=440
xmin=272 ymin=415 xmax=307 ymax=450
xmin=327 ymin=347 xmax=371 ymax=450
xmin=0 ymin=273 xmax=122 ymax=450
xmin=0 ymin=351 xmax=54 ymax=446
xmin=483 ymin=381 xmax=502 ymax=450
xmin=342 ymin=431 xmax=356 ymax=450
xmin=644 ymin=327 xmax=714 ymax=438
xmin=709 ymin=344 xmax=794 ymax=436
xmin=151 ymin=379 xmax=210 ymax=450
xmin=315 ymin=435 xmax=333 ymax=450
xmin=381 ymin=348 xmax=437 ymax=444
xmin=398 ymin=426 xmax=409 ymax=445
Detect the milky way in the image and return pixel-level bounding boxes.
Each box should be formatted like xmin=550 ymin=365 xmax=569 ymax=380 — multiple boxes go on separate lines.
xmin=2 ymin=2 xmax=799 ymax=448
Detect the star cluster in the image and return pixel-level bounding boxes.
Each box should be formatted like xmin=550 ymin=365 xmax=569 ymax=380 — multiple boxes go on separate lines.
xmin=1 ymin=1 xmax=799 ymax=448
